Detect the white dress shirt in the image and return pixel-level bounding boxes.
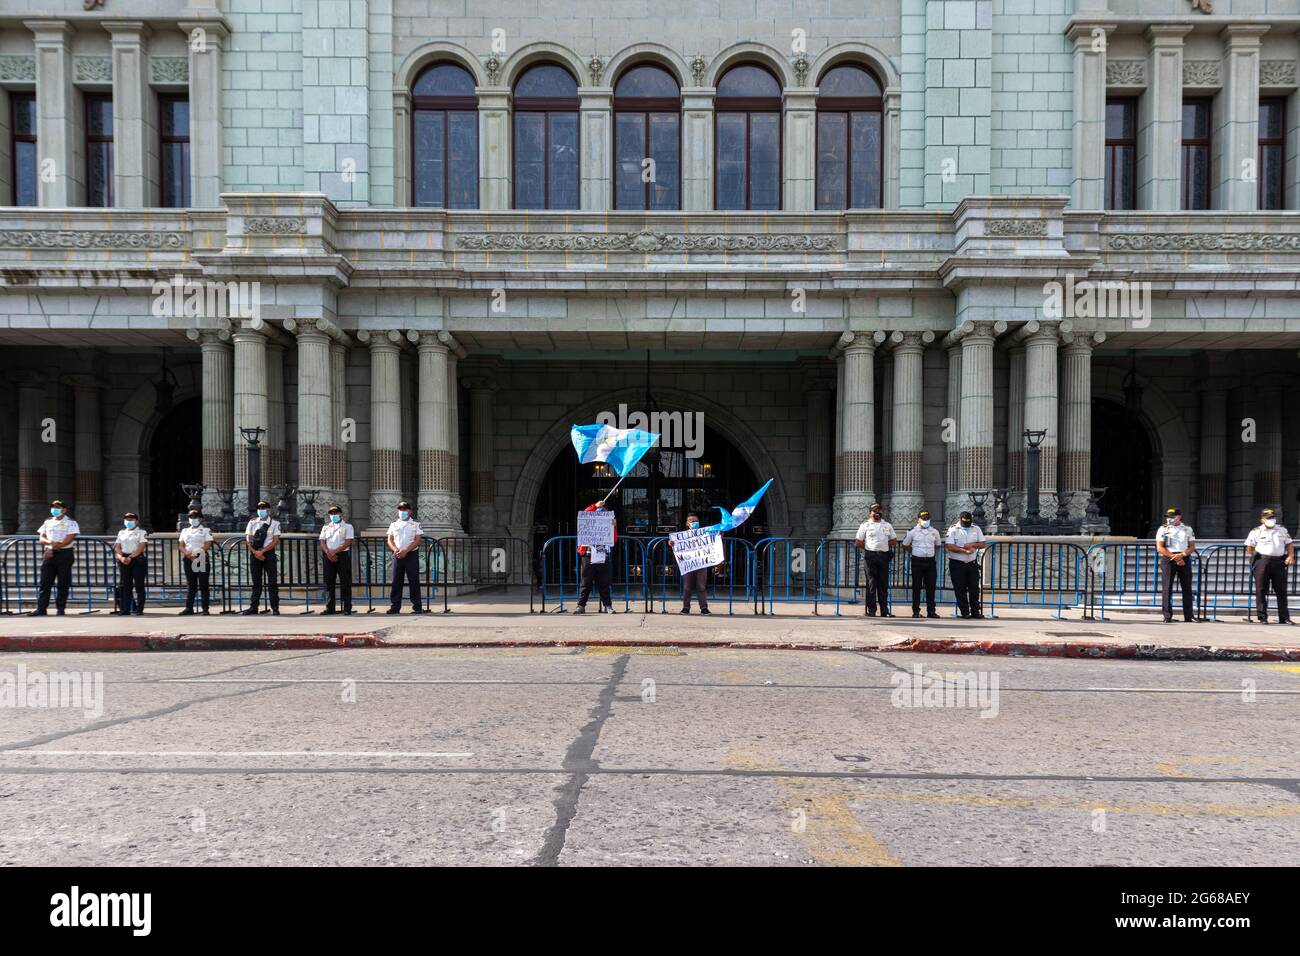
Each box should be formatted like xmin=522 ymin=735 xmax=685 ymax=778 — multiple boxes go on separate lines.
xmin=1156 ymin=522 xmax=1194 ymax=554
xmin=320 ymin=520 xmax=355 ymax=551
xmin=245 ymin=517 xmax=282 ymax=546
xmin=115 ymin=527 xmax=149 ymax=555
xmin=903 ymin=525 xmax=943 ymax=558
xmin=1245 ymin=524 xmax=1292 ymax=557
xmin=855 ymin=519 xmax=896 ymax=552
xmin=38 ymin=516 xmax=81 ymax=550
xmin=179 ymin=525 xmax=214 ymax=554
xmin=387 ymin=517 xmax=422 ymax=551
xmin=945 ymin=523 xmax=985 ymax=562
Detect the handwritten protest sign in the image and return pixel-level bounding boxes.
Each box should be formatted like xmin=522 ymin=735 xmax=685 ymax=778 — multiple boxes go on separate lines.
xmin=577 ymin=510 xmax=616 ymax=550
xmin=669 ymin=528 xmax=724 ymax=574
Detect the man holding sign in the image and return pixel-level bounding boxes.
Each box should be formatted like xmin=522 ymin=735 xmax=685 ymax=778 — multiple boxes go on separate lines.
xmin=575 ymin=500 xmax=617 ymax=614
xmin=669 ymin=513 xmax=715 ymax=614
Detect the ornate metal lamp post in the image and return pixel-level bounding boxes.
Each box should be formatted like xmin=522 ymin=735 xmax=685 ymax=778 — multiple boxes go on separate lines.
xmin=299 ymin=488 xmax=322 ymax=531
xmin=217 ymin=488 xmax=236 ymax=532
xmin=239 ymin=425 xmax=266 ymax=521
xmin=181 ymin=482 xmax=205 ymax=531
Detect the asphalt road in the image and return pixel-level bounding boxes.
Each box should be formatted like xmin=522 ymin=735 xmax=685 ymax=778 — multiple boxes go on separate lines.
xmin=0 ymin=647 xmax=1297 ymax=866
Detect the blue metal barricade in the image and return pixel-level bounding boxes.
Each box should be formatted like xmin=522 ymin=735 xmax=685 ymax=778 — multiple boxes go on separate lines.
xmin=430 ymin=535 xmax=536 ymax=612
xmin=984 ymin=540 xmax=1086 ymax=620
xmin=647 ymin=535 xmax=753 ymax=615
xmin=538 ymin=535 xmax=650 ymax=612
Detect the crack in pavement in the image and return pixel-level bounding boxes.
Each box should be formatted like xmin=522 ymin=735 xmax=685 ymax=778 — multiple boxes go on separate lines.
xmin=531 ymin=653 xmax=629 ymax=867
xmin=154 ymin=648 xmax=342 ymax=681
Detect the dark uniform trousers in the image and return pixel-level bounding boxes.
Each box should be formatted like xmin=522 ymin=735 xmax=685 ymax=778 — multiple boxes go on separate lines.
xmin=1253 ymin=555 xmax=1290 ymax=622
xmin=910 ymin=556 xmax=937 ymax=615
xmin=681 ymin=567 xmax=709 ymax=612
xmin=863 ymin=550 xmax=891 ymax=614
xmin=578 ymin=553 xmax=612 ymax=609
xmin=37 ymin=548 xmax=76 ymax=613
xmin=948 ymin=559 xmax=982 ymax=617
xmin=324 ymin=550 xmax=353 ymax=612
xmin=184 ymin=555 xmax=211 ymax=611
xmin=117 ymin=557 xmax=147 ymax=614
xmin=1160 ymin=555 xmax=1194 ymax=621
xmin=389 ymin=550 xmax=422 ymax=611
xmin=250 ymin=552 xmax=279 ymax=611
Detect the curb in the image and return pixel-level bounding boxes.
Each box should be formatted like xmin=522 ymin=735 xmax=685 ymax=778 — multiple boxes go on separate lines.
xmin=1 ymin=633 xmax=1298 ymax=661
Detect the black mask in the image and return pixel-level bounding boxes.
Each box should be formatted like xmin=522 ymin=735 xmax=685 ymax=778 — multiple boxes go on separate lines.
xmin=961 ymin=519 xmax=972 ymax=527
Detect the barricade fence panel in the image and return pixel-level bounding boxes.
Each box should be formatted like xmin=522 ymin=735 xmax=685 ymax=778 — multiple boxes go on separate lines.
xmin=648 ymin=536 xmax=753 ymax=615
xmin=431 ymin=536 xmax=536 ymax=612
xmin=538 ymin=535 xmax=650 ymax=612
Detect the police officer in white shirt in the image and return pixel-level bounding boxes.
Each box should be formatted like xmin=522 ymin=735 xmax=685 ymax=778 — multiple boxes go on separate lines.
xmin=30 ymin=499 xmax=79 ymax=616
xmin=178 ymin=508 xmax=215 ymax=615
xmin=386 ymin=501 xmax=423 ymax=614
xmin=944 ymin=511 xmax=987 ymax=619
xmin=854 ymin=502 xmax=897 ymax=617
xmin=1245 ymin=508 xmax=1295 ymax=625
xmin=1155 ymin=507 xmax=1197 ymax=623
xmin=319 ymin=504 xmax=355 ymax=615
xmin=112 ymin=512 xmax=149 ymax=616
xmin=243 ymin=499 xmax=281 ymax=615
xmin=902 ymin=509 xmax=943 ymax=618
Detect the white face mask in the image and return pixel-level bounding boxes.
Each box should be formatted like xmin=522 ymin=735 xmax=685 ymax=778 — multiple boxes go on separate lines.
xmin=920 ymin=520 xmax=930 ymax=528
xmin=398 ymin=511 xmax=409 ymax=520
xmin=1265 ymin=518 xmax=1277 ymax=528
xmin=189 ymin=518 xmax=200 ymax=527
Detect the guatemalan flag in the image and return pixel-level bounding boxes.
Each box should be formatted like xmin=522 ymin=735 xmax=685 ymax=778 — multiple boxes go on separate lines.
xmin=707 ymin=478 xmax=774 ymax=532
xmin=570 ymin=423 xmax=660 ymax=478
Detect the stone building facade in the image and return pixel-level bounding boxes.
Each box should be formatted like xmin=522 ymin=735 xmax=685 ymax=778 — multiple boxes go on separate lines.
xmin=0 ymin=0 xmax=1298 ymax=543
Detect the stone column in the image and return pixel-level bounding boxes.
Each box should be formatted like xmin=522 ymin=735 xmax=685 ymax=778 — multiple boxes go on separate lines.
xmin=477 ymin=89 xmax=511 ymax=210
xmin=1069 ymin=22 xmax=1113 ymax=209
xmin=363 ymin=330 xmax=403 ymax=527
xmin=580 ymin=86 xmax=612 ymax=211
xmin=1254 ymin=387 xmax=1284 ymax=518
xmin=681 ymin=87 xmax=714 ymax=212
xmin=951 ymin=321 xmax=1006 ymax=510
xmin=105 ymin=21 xmax=156 ymax=207
xmin=832 ymin=331 xmax=883 ymax=536
xmin=801 ymin=375 xmax=833 ymax=537
xmin=416 ymin=333 xmax=456 ymax=534
xmin=65 ymin=376 xmax=105 ymax=533
xmin=783 ymin=88 xmax=816 ymax=212
xmin=187 ymin=328 xmax=234 ymax=516
xmin=16 ymin=373 xmax=48 ymax=531
xmin=1060 ymin=330 xmax=1104 ymax=520
xmin=944 ymin=343 xmax=963 ymax=523
xmin=264 ymin=339 xmax=286 ymax=489
xmin=879 ymin=357 xmax=893 ymax=509
xmin=329 ymin=340 xmax=348 ymax=503
xmin=446 ymin=347 xmax=462 ymax=532
xmin=889 ymin=331 xmax=933 ymax=525
xmin=26 ymin=20 xmax=78 ymax=206
xmin=399 ymin=342 xmax=417 ymax=502
xmin=1018 ymin=320 xmax=1065 ymax=508
xmin=1005 ymin=344 xmax=1026 ymax=515
xmin=178 ymin=21 xmax=227 ymax=207
xmin=1197 ymin=386 xmax=1228 ymax=537
xmin=468 ymin=378 xmax=496 ymax=536
xmin=294 ymin=322 xmax=337 ymax=505
xmin=1142 ymin=25 xmax=1193 ymax=211
xmin=832 ymin=351 xmax=845 ymax=527
xmin=1218 ymin=25 xmax=1269 ymax=212
xmin=231 ymin=323 xmax=268 ymax=514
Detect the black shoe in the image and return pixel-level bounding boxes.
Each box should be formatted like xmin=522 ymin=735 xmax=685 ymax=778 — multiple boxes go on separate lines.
xmin=1163 ymin=616 xmax=1174 ymax=623
xmin=574 ymin=606 xmax=586 ymax=614
xmin=26 ymin=610 xmax=47 ymax=617
xmin=699 ymin=609 xmax=711 ymax=615
xmin=680 ymin=608 xmax=690 ymax=614
xmin=411 ymin=607 xmax=424 ymax=614
xmin=271 ymin=609 xmax=280 ymax=616
xmin=1257 ymin=618 xmax=1269 ymax=624
xmin=179 ymin=607 xmax=194 ymax=616
xmin=1281 ymin=619 xmax=1295 ymax=625
xmin=865 ymin=609 xmax=876 ymax=617
xmin=927 ymin=612 xmax=940 ymax=619
xmin=56 ymin=609 xmax=65 ymax=616
xmin=322 ymin=609 xmax=336 ymax=616
xmin=603 ymin=606 xmax=616 ymax=614
xmin=343 ymin=609 xmax=353 ymax=616
xmin=241 ymin=608 xmax=258 ymax=616
xmin=972 ymin=612 xmax=985 ymax=619
xmin=385 ymin=607 xmax=400 ymax=615
xmin=132 ymin=610 xmax=144 ymax=616
xmin=202 ymin=609 xmax=210 ymax=615
xmin=881 ymin=611 xmax=895 ymax=618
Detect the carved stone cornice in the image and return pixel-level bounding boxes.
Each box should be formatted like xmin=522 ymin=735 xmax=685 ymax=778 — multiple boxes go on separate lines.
xmin=1108 ymin=232 xmax=1300 ymax=252
xmin=456 ymin=229 xmax=837 ymax=253
xmin=244 ymin=217 xmax=307 ymax=236
xmin=985 ymin=218 xmax=1047 ymax=238
xmin=0 ymin=230 xmax=186 ymax=250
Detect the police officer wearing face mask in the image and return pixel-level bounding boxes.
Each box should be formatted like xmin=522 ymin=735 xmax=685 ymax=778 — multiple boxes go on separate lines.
xmin=243 ymin=500 xmax=281 ymax=615
xmin=902 ymin=509 xmax=942 ymax=619
xmin=671 ymin=512 xmax=711 ymax=615
xmin=1155 ymin=507 xmax=1197 ymax=624
xmin=30 ymin=499 xmax=79 ymax=616
xmin=1245 ymin=508 xmax=1294 ymax=625
xmin=319 ymin=504 xmax=355 ymax=615
xmin=112 ymin=512 xmax=149 ymax=616
xmin=386 ymin=501 xmax=423 ymax=614
xmin=945 ymin=511 xmax=987 ymax=619
xmin=854 ymin=503 xmax=897 ymax=617
xmin=179 ymin=509 xmax=214 ymax=615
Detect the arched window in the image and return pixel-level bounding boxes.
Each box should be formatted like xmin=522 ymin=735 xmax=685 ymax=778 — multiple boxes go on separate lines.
xmin=411 ymin=61 xmax=479 ymax=208
xmin=513 ymin=63 xmax=580 ymax=209
xmin=614 ymin=64 xmax=681 ymax=210
xmin=715 ymin=63 xmax=782 ymax=210
xmin=815 ymin=64 xmax=883 ymax=210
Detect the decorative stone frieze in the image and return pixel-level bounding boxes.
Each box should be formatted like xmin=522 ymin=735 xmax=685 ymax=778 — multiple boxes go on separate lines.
xmin=73 ymin=56 xmax=112 ymax=84
xmin=0 ymin=56 xmax=36 ymax=81
xmin=456 ymin=229 xmax=837 ymax=252
xmin=149 ymin=56 xmax=189 ymax=84
xmin=1108 ymin=233 xmax=1300 ymax=252
xmin=1260 ymin=60 xmax=1297 ymax=87
xmin=1105 ymin=59 xmax=1145 ymax=86
xmin=0 ymin=230 xmax=186 ymax=249
xmin=244 ymin=217 xmax=308 ymax=235
xmin=1182 ymin=60 xmax=1221 ymax=87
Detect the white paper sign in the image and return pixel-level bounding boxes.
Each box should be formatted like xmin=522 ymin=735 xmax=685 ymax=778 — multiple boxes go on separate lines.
xmin=577 ymin=510 xmax=616 ymax=550
xmin=669 ymin=528 xmax=724 ymax=575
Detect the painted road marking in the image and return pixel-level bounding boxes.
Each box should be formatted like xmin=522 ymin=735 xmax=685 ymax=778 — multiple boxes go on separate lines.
xmin=2 ymin=750 xmax=474 ymax=758
xmin=1086 ymin=686 xmax=1299 ymax=694
xmin=159 ymin=678 xmax=519 ymax=684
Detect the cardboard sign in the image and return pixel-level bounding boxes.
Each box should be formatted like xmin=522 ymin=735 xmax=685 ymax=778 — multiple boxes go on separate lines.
xmin=577 ymin=510 xmax=616 ymax=550
xmin=669 ymin=528 xmax=724 ymax=575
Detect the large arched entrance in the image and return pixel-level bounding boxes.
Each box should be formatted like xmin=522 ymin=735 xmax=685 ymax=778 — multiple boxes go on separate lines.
xmin=147 ymin=396 xmax=202 ymax=531
xmin=1091 ymin=397 xmax=1153 ymax=536
xmin=531 ymin=422 xmax=762 ymax=552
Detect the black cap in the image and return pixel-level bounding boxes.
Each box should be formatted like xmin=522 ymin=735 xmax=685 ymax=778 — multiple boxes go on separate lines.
xmin=256 ymin=500 xmax=270 ymax=509
xmin=1166 ymin=507 xmax=1180 ymax=516
xmin=918 ymin=509 xmax=930 ymax=518
xmin=960 ymin=511 xmax=973 ymax=520
xmin=124 ymin=512 xmax=138 ymax=520
xmin=869 ymin=502 xmax=882 ymax=511
xmin=1262 ymin=508 xmax=1277 ymax=518
xmin=397 ymin=501 xmax=411 ymax=510
xmin=328 ymin=505 xmax=342 ymax=514
xmin=51 ymin=499 xmax=64 ymax=507
xmin=187 ymin=509 xmax=202 ymax=517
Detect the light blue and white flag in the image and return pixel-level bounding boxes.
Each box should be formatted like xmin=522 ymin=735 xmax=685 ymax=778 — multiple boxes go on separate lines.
xmin=706 ymin=478 xmax=774 ymax=532
xmin=570 ymin=423 xmax=660 ymax=478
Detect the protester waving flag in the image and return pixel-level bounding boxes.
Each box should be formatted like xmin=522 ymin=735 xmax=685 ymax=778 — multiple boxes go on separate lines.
xmin=570 ymin=423 xmax=660 ymax=478
xmin=706 ymin=478 xmax=774 ymax=532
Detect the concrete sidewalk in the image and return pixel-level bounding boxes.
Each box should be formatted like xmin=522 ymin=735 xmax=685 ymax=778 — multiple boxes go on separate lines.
xmin=0 ymin=596 xmax=1296 ymax=660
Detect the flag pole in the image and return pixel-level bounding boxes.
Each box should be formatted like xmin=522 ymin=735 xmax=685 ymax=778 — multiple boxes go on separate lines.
xmin=603 ymin=471 xmax=629 ymax=501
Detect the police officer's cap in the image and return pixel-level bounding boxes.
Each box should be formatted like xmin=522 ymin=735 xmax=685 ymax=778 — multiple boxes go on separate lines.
xmin=328 ymin=505 xmax=342 ymax=514
xmin=187 ymin=509 xmax=202 ymax=518
xmin=1262 ymin=508 xmax=1277 ymax=518
xmin=869 ymin=502 xmax=882 ymax=511
xmin=397 ymin=501 xmax=411 ymax=510
xmin=123 ymin=512 xmax=138 ymax=520
xmin=1166 ymin=507 xmax=1180 ymax=516
xmin=51 ymin=499 xmax=64 ymax=507
xmin=256 ymin=500 xmax=270 ymax=509
xmin=918 ymin=509 xmax=931 ymax=518
xmin=959 ymin=511 xmax=973 ymax=520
